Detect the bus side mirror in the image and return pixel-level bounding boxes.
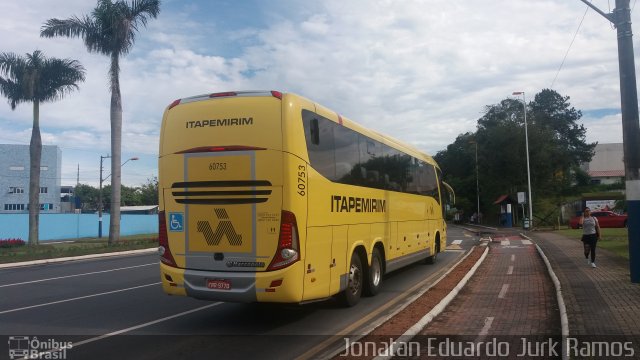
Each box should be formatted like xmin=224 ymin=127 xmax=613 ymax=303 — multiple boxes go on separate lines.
xmin=310 ymin=119 xmax=320 ymax=145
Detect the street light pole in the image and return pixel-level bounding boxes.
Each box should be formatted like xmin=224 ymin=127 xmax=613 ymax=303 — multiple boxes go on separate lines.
xmin=513 ymin=91 xmax=533 ymax=229
xmin=98 ymin=156 xmax=138 ymax=238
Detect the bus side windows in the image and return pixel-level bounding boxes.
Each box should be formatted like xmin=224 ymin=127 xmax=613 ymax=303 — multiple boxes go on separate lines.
xmin=310 ymin=118 xmax=320 ymax=145
xmin=405 ymin=161 xmax=439 ymax=202
xmin=334 ymin=123 xmax=359 ymax=183
xmin=301 ymin=109 xmax=440 ymax=201
xmin=302 ymin=110 xmax=336 ymax=181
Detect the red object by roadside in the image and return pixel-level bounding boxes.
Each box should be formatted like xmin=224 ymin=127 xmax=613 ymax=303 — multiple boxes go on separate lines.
xmin=570 ymin=211 xmax=628 ymax=229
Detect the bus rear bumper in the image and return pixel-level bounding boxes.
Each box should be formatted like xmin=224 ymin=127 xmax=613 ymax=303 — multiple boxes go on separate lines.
xmin=161 ymin=262 xmax=304 ymax=303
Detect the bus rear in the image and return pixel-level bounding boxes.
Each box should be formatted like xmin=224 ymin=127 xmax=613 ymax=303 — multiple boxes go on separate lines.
xmin=158 ymin=91 xmax=305 ymax=303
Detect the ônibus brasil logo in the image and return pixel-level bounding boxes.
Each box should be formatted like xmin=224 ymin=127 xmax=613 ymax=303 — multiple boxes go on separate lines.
xmin=8 ymin=336 xmax=73 ymax=359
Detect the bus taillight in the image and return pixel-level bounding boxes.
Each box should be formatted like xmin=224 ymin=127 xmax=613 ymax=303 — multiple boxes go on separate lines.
xmin=158 ymin=211 xmax=177 ymax=267
xmin=168 ymin=99 xmax=181 ymax=110
xmin=270 ymin=91 xmax=282 ymax=99
xmin=267 ymin=210 xmax=300 ymax=271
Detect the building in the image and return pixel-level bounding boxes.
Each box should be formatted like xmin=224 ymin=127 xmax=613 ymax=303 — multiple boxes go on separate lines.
xmin=0 ymin=144 xmax=62 ymax=213
xmin=582 ymin=143 xmax=624 ymax=185
xmin=120 ymin=205 xmax=159 ymax=214
xmin=60 ymin=185 xmax=76 ymax=213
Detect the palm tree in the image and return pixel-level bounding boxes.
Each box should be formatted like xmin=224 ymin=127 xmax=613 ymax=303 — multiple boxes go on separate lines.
xmin=41 ymin=0 xmax=160 ymax=245
xmin=0 ymin=50 xmax=85 ymax=246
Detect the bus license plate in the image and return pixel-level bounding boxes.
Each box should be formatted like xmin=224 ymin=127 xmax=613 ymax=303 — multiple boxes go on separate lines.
xmin=207 ymin=279 xmax=231 ymax=290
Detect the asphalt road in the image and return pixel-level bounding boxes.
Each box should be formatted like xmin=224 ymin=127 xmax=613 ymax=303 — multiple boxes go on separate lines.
xmin=0 ymin=225 xmax=477 ymax=360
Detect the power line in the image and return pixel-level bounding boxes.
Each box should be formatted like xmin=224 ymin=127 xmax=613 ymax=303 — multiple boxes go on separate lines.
xmin=550 ymin=6 xmax=590 ymax=89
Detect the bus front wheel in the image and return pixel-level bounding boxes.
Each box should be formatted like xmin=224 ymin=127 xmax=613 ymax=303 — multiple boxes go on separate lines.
xmin=426 ymin=241 xmax=440 ymax=265
xmin=340 ymin=252 xmax=363 ymax=307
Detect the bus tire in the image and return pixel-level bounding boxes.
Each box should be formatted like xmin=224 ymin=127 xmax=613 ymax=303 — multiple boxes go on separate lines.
xmin=364 ymin=248 xmax=383 ymax=297
xmin=340 ymin=252 xmax=363 ymax=307
xmin=426 ymin=240 xmax=440 ymax=265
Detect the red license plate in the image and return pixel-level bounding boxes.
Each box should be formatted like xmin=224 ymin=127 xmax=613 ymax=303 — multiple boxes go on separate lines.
xmin=207 ymin=279 xmax=231 ymax=290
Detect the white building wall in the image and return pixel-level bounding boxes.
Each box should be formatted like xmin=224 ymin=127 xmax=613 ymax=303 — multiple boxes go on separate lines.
xmin=0 ymin=144 xmax=62 ymax=213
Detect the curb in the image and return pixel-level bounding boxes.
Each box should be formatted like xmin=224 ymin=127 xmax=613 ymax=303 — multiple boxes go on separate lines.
xmin=0 ymin=248 xmax=157 ymax=269
xmin=520 ymin=232 xmax=570 ymax=360
xmin=375 ymin=245 xmax=490 ymax=360
xmin=317 ymin=246 xmax=480 ymax=360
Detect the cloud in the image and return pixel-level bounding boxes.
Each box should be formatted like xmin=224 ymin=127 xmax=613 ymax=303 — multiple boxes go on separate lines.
xmin=581 ymin=113 xmax=624 ymax=144
xmin=0 ymin=0 xmax=630 ymax=186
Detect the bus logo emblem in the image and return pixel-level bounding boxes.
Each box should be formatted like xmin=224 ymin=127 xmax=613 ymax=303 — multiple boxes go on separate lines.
xmin=197 ymin=209 xmax=243 ymax=246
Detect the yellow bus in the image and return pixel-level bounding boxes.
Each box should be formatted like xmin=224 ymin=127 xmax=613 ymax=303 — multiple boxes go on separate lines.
xmin=158 ymin=91 xmax=450 ymax=306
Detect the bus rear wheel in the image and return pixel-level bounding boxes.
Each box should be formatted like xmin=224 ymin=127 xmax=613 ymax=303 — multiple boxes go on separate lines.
xmin=340 ymin=252 xmax=363 ymax=307
xmin=364 ymin=248 xmax=382 ymax=297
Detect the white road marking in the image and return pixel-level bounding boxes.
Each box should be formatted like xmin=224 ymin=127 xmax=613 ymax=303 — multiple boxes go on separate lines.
xmin=479 ymin=316 xmax=494 ymax=336
xmin=452 ymin=240 xmax=463 ymax=245
xmin=74 ymin=302 xmax=222 ymax=346
xmin=0 ymin=263 xmax=157 ymax=288
xmin=501 ymin=240 xmax=510 ymax=246
xmin=0 ymin=282 xmax=161 ymax=315
xmin=522 ymin=239 xmax=532 ymax=245
xmin=511 ymin=255 xmax=516 ymax=262
xmin=498 ymin=284 xmax=510 ymax=299
xmin=20 ymin=303 xmax=223 ymax=360
xmin=507 ymin=265 xmax=514 ymax=275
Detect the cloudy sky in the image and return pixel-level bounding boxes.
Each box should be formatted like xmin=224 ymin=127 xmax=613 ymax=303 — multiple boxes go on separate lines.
xmin=0 ymin=0 xmax=635 ymax=187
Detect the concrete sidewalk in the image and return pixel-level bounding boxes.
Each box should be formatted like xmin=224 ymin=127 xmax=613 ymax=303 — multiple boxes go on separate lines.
xmin=397 ymin=229 xmax=640 ymax=359
xmin=531 ymin=231 xmax=640 ymax=336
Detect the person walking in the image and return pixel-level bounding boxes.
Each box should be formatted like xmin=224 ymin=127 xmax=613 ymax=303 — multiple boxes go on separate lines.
xmin=579 ymin=207 xmax=601 ymax=268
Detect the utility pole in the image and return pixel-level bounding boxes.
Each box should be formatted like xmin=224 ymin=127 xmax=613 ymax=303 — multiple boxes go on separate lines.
xmin=98 ymin=154 xmax=110 ymax=238
xmin=470 ymin=140 xmax=481 ymax=223
xmin=580 ymin=0 xmax=640 ymax=283
xmin=74 ymin=163 xmax=79 ymax=213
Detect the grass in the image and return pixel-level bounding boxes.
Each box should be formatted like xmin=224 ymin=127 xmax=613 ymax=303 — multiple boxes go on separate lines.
xmin=556 ymin=227 xmax=630 ymax=259
xmin=0 ymin=233 xmax=158 ymax=264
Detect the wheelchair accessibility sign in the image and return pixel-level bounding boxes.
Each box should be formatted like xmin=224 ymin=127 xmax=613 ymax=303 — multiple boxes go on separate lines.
xmin=169 ymin=212 xmax=184 ymax=232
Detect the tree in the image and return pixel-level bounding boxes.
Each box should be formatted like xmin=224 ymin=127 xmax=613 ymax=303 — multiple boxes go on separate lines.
xmin=41 ymin=0 xmax=161 ymax=245
xmin=138 ymin=176 xmax=158 ymax=205
xmin=121 ymin=184 xmax=141 ymax=206
xmin=529 ymin=89 xmax=596 ymax=194
xmin=434 ymin=132 xmax=477 ymax=213
xmin=0 ymin=50 xmax=85 ymax=245
xmin=74 ymin=183 xmax=100 ymax=210
xmin=436 ymin=89 xmax=596 ymax=225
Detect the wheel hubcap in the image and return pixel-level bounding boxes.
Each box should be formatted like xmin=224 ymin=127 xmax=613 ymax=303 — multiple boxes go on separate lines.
xmin=348 ymin=263 xmax=361 ymax=295
xmin=371 ymin=258 xmax=381 ymax=286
